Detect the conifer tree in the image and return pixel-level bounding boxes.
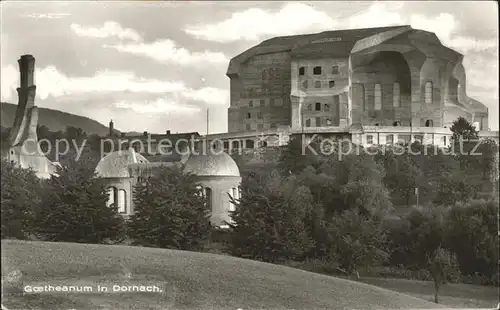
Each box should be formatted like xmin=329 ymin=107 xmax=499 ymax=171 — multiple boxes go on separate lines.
xmin=128 ymin=165 xmax=211 ymax=251
xmin=36 ymin=150 xmax=124 ymax=243
xmin=1 ymin=160 xmax=42 ymax=239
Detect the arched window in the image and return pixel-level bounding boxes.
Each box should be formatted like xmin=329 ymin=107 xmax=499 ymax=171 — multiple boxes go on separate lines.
xmin=374 ymin=84 xmax=382 ymax=110
xmin=107 ymin=187 xmax=118 ymax=208
xmin=425 ymin=119 xmax=433 ymax=127
xmin=229 ymin=187 xmax=237 ymax=212
xmin=205 ymin=187 xmax=212 ymax=211
xmin=425 ymin=81 xmax=433 ymax=104
xmin=118 ymin=189 xmax=127 ymax=214
xmin=231 ymin=140 xmax=240 ymax=150
xmin=363 ymin=85 xmax=368 ymax=111
xmin=393 ymin=83 xmax=400 ymax=107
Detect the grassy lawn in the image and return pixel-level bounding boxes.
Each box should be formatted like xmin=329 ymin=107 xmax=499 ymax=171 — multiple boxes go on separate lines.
xmin=358 ymin=277 xmax=499 ymax=308
xmin=1 ymin=240 xmax=444 ymax=310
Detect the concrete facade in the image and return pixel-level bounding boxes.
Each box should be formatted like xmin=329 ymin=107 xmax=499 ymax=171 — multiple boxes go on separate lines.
xmin=222 ymin=25 xmax=493 ymax=147
xmin=2 ymin=55 xmax=57 ymax=179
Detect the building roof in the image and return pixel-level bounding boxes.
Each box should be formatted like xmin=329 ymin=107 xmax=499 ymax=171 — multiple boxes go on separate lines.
xmin=95 ymin=148 xmax=149 ymax=178
xmin=227 ymin=25 xmax=464 ymax=75
xmin=227 ymin=26 xmax=411 ymax=75
xmin=468 ymin=97 xmax=489 ymax=113
xmin=184 ymin=151 xmax=240 ymax=177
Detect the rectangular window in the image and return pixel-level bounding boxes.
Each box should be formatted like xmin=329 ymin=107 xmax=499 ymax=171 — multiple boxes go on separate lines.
xmin=386 ymin=134 xmax=394 ymax=144
xmin=313 ymin=66 xmax=322 ymax=75
xmin=315 ymin=102 xmax=321 ymax=111
xmin=425 ymin=82 xmax=433 ymax=104
xmin=302 ymin=80 xmax=308 ymax=89
xmin=249 ymin=100 xmax=253 ymax=108
xmin=257 ymin=112 xmax=263 ymax=119
xmin=414 ymin=134 xmax=424 ymax=143
xmin=299 ymin=67 xmax=305 ymax=75
xmin=325 ymin=117 xmax=332 ymax=126
xmin=315 ymin=117 xmax=321 ymax=127
xmin=329 ymin=80 xmax=335 ymax=88
xmin=307 ymin=104 xmax=312 ymax=111
xmin=247 ymin=112 xmax=251 ymax=119
xmin=393 ymin=83 xmax=400 ymax=107
xmin=363 ymin=85 xmax=369 ymax=111
xmin=246 ymin=124 xmax=251 ymax=131
xmin=366 ymin=135 xmax=374 ymax=145
xmin=324 ymin=104 xmax=330 ymax=112
xmin=332 ymin=66 xmax=339 ymax=74
xmin=257 ymin=123 xmax=264 ymax=130
xmin=270 ymin=98 xmax=275 ymax=107
xmin=399 ymin=134 xmax=411 ymax=145
xmin=314 ymin=81 xmax=322 ymax=88
xmin=260 ymin=99 xmax=265 ymax=107
xmin=374 ymin=83 xmax=382 ymax=110
xmin=305 ymin=118 xmax=311 ymax=127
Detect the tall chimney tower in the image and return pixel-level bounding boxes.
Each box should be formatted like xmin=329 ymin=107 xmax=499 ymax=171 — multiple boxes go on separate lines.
xmin=8 ymin=55 xmax=37 ymax=147
xmin=109 ymin=119 xmax=114 ymax=137
xmin=3 ymin=54 xmax=57 ymax=179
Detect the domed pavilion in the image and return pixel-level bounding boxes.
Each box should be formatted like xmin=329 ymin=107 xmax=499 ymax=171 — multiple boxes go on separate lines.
xmin=94 ymin=146 xmax=242 ymax=227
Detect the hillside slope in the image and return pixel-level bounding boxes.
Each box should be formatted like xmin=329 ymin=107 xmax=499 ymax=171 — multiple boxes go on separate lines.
xmin=1 ymin=240 xmax=444 ymax=309
xmin=0 ymin=102 xmax=118 ymax=136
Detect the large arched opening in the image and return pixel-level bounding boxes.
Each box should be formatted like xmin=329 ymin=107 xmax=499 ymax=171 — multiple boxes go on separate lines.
xmin=351 ymin=51 xmax=412 ymax=125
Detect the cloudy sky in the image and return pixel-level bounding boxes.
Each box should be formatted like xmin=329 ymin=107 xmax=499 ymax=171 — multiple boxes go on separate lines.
xmin=1 ymin=1 xmax=498 ymax=133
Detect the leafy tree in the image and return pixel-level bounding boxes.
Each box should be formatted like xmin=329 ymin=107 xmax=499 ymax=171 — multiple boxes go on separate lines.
xmin=433 ymin=169 xmax=479 ymax=206
xmin=450 ymin=117 xmax=479 ymax=142
xmin=323 ymin=152 xmax=393 ymax=217
xmin=1 ymin=160 xmax=42 ymax=239
xmin=36 ymin=150 xmax=124 ymax=243
xmin=426 ymin=246 xmax=461 ymax=304
xmin=279 ymin=136 xmax=321 ymax=175
xmin=229 ymin=170 xmax=315 ymax=263
xmin=128 ymin=165 xmax=211 ymax=251
xmin=445 ymin=199 xmax=498 ymax=284
xmin=326 ymin=209 xmax=389 ymax=278
xmin=383 ymin=152 xmax=420 ymax=207
xmin=392 ymin=205 xmax=460 ymax=303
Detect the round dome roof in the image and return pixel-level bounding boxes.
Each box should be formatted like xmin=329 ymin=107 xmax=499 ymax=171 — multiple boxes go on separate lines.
xmin=184 ymin=152 xmax=240 ymax=177
xmin=95 ymin=149 xmax=149 ymax=178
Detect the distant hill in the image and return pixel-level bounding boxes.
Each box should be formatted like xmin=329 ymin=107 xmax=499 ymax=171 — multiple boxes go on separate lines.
xmin=1 ymin=102 xmax=119 ymax=136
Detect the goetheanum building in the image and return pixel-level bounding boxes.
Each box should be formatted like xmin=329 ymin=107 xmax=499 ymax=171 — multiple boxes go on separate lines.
xmin=206 ymin=25 xmax=495 ymax=148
